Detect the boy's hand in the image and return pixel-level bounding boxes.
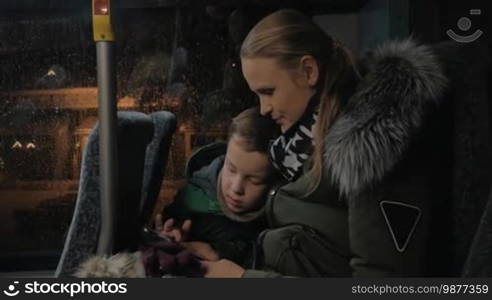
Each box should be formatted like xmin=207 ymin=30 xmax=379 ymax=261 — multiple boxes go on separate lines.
xmin=181 ymin=241 xmax=219 ymax=261
xmin=155 ymin=214 xmax=192 ymax=242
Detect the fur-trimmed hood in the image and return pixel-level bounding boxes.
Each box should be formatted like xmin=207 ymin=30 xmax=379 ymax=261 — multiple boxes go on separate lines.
xmin=324 ymin=39 xmax=448 ymax=196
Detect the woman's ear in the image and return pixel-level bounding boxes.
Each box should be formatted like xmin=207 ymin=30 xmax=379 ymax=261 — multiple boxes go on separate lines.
xmin=299 ymin=55 xmax=319 ymax=87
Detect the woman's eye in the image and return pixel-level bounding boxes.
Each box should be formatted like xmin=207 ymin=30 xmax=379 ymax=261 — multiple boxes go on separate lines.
xmin=258 ymin=89 xmax=274 ymax=96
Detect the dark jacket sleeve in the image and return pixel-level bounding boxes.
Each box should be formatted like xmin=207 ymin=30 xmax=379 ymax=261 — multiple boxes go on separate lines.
xmin=242 ymin=269 xmax=284 ymax=278
xmin=187 ymin=213 xmax=263 ymax=267
xmin=163 ymin=188 xmax=187 ymax=218
xmin=210 ymin=240 xmax=255 ymax=267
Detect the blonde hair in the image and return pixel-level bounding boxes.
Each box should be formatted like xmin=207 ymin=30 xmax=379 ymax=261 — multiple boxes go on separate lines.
xmin=240 ymin=9 xmax=359 ymax=193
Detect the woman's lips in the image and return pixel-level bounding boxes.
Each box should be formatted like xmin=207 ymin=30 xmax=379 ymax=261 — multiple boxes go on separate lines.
xmin=273 ymin=116 xmax=283 ymax=125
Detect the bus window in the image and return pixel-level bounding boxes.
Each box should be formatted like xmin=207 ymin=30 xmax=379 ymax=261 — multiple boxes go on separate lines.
xmin=0 ymin=0 xmax=488 ymax=277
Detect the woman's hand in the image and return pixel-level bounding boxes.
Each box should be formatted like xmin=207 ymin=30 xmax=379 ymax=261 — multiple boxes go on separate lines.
xmin=181 ymin=241 xmax=219 ymax=261
xmin=155 ymin=214 xmax=192 ymax=242
xmin=201 ymin=259 xmax=245 ymax=278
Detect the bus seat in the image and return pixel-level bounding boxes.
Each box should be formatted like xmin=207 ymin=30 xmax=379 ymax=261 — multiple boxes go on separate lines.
xmin=139 ymin=111 xmax=177 ymax=228
xmin=55 ymin=111 xmax=176 ymax=277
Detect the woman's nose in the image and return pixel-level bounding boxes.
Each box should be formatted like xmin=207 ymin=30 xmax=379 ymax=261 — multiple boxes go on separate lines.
xmin=259 ymin=99 xmax=273 ymax=116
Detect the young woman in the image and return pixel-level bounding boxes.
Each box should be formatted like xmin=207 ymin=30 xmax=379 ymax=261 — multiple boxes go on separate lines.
xmin=202 ymin=9 xmax=450 ymax=277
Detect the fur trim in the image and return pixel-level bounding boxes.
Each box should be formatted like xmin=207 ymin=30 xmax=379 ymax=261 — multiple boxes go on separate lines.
xmin=74 ymin=252 xmax=146 ymax=278
xmin=324 ymin=39 xmax=448 ymax=196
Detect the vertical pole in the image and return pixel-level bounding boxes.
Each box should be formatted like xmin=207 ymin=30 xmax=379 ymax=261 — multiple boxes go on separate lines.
xmin=96 ymin=41 xmax=118 ymax=255
xmin=92 ymin=0 xmax=117 ymax=256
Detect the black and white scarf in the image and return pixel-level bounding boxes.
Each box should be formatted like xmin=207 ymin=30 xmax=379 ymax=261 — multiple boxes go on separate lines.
xmin=269 ymin=94 xmax=319 ymax=182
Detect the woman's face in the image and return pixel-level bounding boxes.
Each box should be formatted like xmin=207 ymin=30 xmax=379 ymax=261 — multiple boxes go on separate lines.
xmin=241 ymin=57 xmax=317 ymax=133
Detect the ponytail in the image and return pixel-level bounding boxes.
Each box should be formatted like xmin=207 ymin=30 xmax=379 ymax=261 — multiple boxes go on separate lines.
xmin=306 ymin=42 xmax=360 ymax=196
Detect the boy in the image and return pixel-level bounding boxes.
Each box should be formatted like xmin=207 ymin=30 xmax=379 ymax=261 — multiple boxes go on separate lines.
xmin=156 ymin=107 xmax=279 ymax=267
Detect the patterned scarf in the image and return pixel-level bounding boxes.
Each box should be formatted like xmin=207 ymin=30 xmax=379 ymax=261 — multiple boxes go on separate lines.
xmin=269 ymin=94 xmax=320 ymax=182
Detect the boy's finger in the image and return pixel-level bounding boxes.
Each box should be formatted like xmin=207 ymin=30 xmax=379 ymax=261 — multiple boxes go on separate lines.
xmin=163 ymin=218 xmax=174 ymax=231
xmin=158 ymin=231 xmax=173 ymax=239
xmin=155 ymin=214 xmax=163 ymax=230
xmin=181 ymin=219 xmax=192 ymax=233
xmin=173 ymin=229 xmax=182 ymax=242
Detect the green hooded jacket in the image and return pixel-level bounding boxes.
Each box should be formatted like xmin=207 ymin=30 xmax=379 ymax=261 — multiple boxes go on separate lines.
xmin=165 ymin=142 xmax=266 ymax=267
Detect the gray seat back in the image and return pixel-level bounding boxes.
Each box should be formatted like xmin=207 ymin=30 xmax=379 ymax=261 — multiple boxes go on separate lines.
xmin=55 ymin=111 xmax=155 ymax=277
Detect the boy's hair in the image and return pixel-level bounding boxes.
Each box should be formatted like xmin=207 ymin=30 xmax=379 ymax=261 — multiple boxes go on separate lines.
xmin=228 ymin=106 xmax=279 ymax=153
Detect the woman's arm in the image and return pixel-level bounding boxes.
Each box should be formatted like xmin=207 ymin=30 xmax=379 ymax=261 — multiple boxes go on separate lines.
xmin=210 ymin=240 xmax=255 ymax=266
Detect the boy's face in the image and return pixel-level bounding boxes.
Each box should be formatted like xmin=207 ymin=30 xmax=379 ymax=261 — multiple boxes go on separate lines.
xmin=220 ymin=135 xmax=272 ymax=214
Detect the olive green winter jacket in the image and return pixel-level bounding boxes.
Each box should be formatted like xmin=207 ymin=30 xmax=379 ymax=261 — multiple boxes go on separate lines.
xmin=243 ymin=39 xmax=453 ymax=278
